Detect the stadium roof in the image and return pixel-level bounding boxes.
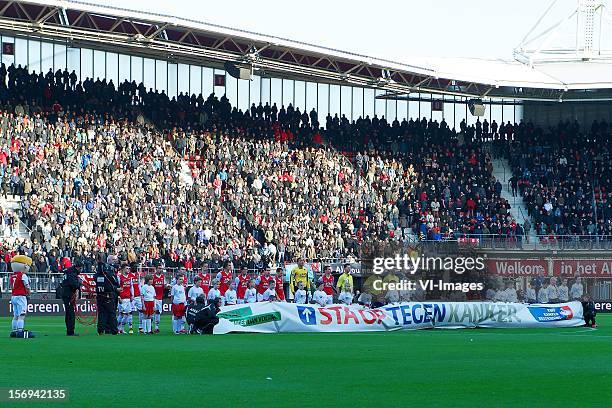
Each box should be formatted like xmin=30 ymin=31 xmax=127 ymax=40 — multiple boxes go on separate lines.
xmin=0 ymin=0 xmax=611 ymax=101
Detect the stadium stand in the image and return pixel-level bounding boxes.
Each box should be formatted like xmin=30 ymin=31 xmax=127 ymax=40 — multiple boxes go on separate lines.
xmin=0 ymin=61 xmax=609 ymax=279
xmin=505 ymin=121 xmax=611 ymax=239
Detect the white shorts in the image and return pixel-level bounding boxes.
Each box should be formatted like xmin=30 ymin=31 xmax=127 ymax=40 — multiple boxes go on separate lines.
xmin=132 ymin=297 xmax=142 ymax=312
xmin=11 ymin=296 xmax=27 ymax=317
xmin=154 ymin=299 xmax=163 ymax=313
xmin=118 ymin=298 xmax=133 ymax=314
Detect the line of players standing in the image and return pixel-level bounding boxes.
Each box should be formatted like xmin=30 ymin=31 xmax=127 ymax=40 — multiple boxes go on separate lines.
xmin=96 ymin=259 xmax=355 ymax=335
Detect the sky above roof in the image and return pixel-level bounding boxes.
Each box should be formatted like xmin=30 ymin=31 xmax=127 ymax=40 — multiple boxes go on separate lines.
xmin=93 ymin=0 xmax=580 ymax=63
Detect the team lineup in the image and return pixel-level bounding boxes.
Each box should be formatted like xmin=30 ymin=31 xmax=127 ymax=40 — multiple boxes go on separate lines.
xmin=109 ymin=259 xmax=355 ymax=335
xmin=9 ymin=255 xmax=357 ymax=336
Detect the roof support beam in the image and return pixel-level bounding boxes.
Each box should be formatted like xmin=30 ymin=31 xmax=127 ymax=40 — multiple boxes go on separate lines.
xmin=127 ymin=20 xmax=143 ymax=35
xmin=109 ymin=18 xmax=125 ymax=32
xmin=71 ymin=11 xmax=87 ymax=26
xmin=227 ymin=37 xmax=244 ymax=53
xmin=212 ymin=36 xmax=230 ymax=49
xmin=0 ymin=2 xmax=13 ymax=16
xmin=15 ymin=2 xmax=32 ymax=21
xmin=343 ymin=63 xmax=364 ymax=75
xmin=146 ymin=23 xmax=169 ymax=39
xmin=177 ymin=29 xmax=192 ymax=42
xmin=35 ymin=7 xmax=60 ymax=24
xmin=414 ymin=76 xmax=432 ymax=89
xmin=86 ymin=14 xmax=100 ymax=31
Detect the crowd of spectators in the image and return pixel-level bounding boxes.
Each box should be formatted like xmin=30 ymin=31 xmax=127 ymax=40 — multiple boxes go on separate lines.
xmin=350 ymin=138 xmax=519 ymax=241
xmin=506 ymin=120 xmax=611 ymax=239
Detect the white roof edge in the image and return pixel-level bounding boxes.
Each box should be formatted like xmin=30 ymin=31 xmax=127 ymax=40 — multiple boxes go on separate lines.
xmin=15 ymin=0 xmax=612 ymax=91
xmin=30 ymin=0 xmax=437 ymax=75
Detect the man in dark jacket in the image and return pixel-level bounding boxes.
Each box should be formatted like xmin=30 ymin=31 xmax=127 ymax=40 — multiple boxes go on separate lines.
xmin=94 ymin=264 xmax=119 ymax=335
xmin=186 ymin=296 xmax=221 ymax=334
xmin=582 ymin=295 xmax=597 ymax=328
xmin=60 ymin=260 xmax=83 ymax=336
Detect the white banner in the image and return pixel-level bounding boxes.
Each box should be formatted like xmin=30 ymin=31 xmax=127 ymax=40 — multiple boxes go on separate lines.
xmin=213 ymin=301 xmax=584 ymax=334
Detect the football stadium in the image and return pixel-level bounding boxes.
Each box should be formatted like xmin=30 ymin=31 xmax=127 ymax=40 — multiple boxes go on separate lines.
xmin=1 ymin=0 xmax=611 ymax=406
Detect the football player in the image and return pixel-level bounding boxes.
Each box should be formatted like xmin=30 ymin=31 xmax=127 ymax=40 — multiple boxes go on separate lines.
xmin=117 ymin=264 xmax=134 ymax=334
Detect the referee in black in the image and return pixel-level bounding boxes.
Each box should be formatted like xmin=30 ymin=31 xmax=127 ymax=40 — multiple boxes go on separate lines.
xmin=60 ymin=260 xmax=83 ymax=336
xmin=94 ymin=264 xmax=119 ymax=335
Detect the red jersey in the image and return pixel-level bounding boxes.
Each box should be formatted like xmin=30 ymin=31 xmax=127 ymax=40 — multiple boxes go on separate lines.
xmin=197 ymin=272 xmax=211 ymax=295
xmin=10 ymin=272 xmax=28 ymax=296
xmin=322 ymin=274 xmax=335 ymax=296
xmin=257 ymin=273 xmax=272 ymax=294
xmin=236 ymin=273 xmax=250 ymax=299
xmin=218 ymin=271 xmax=233 ymax=295
xmin=130 ymin=272 xmax=141 ymax=297
xmin=153 ymin=273 xmax=165 ymax=300
xmin=275 ymin=275 xmax=285 ymax=301
xmin=118 ymin=274 xmax=132 ymax=299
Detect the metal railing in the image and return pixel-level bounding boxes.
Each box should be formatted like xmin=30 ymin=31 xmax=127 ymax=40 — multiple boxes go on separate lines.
xmin=411 ymin=234 xmax=612 ymax=251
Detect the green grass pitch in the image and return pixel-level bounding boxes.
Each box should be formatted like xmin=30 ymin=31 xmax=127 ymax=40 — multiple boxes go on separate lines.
xmin=1 ymin=316 xmax=611 ymax=407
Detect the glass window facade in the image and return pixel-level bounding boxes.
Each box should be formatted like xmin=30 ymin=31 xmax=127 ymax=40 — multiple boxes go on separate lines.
xmin=294 ymin=81 xmax=305 ymax=111
xmin=0 ymin=35 xmax=523 ymax=128
xmin=249 ymin=75 xmax=261 ymax=106
xmin=106 ymin=52 xmax=118 ymax=86
xmin=93 ymin=50 xmax=105 ymax=80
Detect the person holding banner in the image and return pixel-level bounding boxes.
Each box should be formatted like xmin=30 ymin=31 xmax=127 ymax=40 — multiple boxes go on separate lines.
xmin=503 ymin=281 xmax=518 ymax=303
xmin=244 ymin=280 xmax=258 ymax=303
xmin=571 ymin=277 xmax=584 ymax=300
xmin=547 ymin=277 xmax=559 ymax=303
xmin=558 ymin=279 xmax=569 ymax=303
xmin=312 ymin=282 xmax=330 ymax=307
xmin=385 ymin=288 xmax=400 ymax=305
xmin=537 ymin=281 xmax=549 ymax=303
xmin=293 ymin=281 xmax=308 ymax=304
xmin=262 ymin=279 xmax=277 ymax=301
xmin=525 ymin=282 xmax=537 ymax=303
xmin=187 ymin=296 xmax=221 ymax=334
xmin=582 ymin=295 xmax=597 ymax=328
xmin=357 ymin=291 xmax=373 ymax=308
xmin=338 ymin=282 xmax=354 ymax=305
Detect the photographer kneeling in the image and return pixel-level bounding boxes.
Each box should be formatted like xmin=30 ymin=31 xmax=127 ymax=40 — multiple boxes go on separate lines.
xmin=186 ymin=296 xmax=222 ymax=334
